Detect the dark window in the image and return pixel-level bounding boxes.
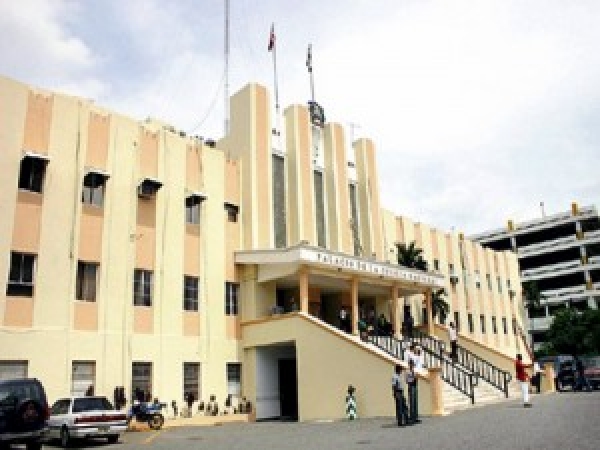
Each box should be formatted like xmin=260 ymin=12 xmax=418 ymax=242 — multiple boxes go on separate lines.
xmin=512 ymin=318 xmax=517 ymax=335
xmin=486 ymin=274 xmax=492 ymax=290
xmin=183 ymin=276 xmax=199 ymax=311
xmin=226 ymin=363 xmax=241 ymax=396
xmin=225 ymin=203 xmax=239 ymax=223
xmin=314 ymin=170 xmax=326 ymax=248
xmin=453 ymin=311 xmax=461 ymax=332
xmin=76 ymin=261 xmax=98 ymax=301
xmin=225 ymin=282 xmax=239 ymax=315
xmin=6 ymin=252 xmax=35 ymax=297
xmin=433 ymin=259 xmax=440 ymax=271
xmin=272 ymin=154 xmax=287 ymax=248
xmin=185 ymin=197 xmax=201 ymax=225
xmin=497 ymin=276 xmax=502 ymax=293
xmin=72 ymin=397 xmax=112 ymax=413
xmin=51 ymin=399 xmax=71 ymax=415
xmin=18 ymin=156 xmax=46 ymax=193
xmin=131 ymin=362 xmax=152 ymax=400
xmin=467 ymin=313 xmax=474 ymax=333
xmin=82 ymin=173 xmax=107 ymax=207
xmin=492 ymin=316 xmax=497 ymax=334
xmin=502 ymin=317 xmax=508 ymax=334
xmin=349 ymin=183 xmax=361 ymax=256
xmin=480 ymin=314 xmax=486 ymax=333
xmin=133 ymin=269 xmax=153 ymax=306
xmin=183 ymin=362 xmax=201 ymax=401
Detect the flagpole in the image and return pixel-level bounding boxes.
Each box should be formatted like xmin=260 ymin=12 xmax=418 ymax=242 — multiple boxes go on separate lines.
xmin=272 ymin=31 xmax=280 ymax=122
xmin=224 ymin=0 xmax=230 ymax=135
xmin=307 ymin=43 xmax=315 ymax=103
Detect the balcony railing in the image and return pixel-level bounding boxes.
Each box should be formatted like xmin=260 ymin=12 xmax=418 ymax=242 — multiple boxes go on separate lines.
xmin=521 ymin=259 xmax=582 ymax=278
xmin=518 ymin=235 xmax=577 ymax=256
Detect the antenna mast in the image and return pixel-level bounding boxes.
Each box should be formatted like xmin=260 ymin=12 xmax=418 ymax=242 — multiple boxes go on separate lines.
xmin=224 ymin=0 xmax=230 ymax=135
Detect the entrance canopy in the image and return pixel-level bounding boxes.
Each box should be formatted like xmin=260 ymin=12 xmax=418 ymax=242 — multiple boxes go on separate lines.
xmin=235 ymin=243 xmax=445 ymax=295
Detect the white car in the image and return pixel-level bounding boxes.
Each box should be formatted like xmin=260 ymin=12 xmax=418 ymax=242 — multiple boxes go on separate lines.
xmin=47 ymin=396 xmax=127 ymax=447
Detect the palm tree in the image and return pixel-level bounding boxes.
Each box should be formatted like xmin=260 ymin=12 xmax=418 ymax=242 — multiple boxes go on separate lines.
xmin=431 ymin=288 xmax=450 ymax=323
xmin=396 ymin=241 xmax=428 ymax=271
xmin=522 ymin=281 xmax=544 ymax=349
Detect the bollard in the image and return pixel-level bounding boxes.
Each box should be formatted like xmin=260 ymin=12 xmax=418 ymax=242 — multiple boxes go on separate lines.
xmin=346 ymin=385 xmax=357 ymax=420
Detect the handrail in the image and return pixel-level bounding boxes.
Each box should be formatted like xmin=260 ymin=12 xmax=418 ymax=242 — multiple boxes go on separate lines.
xmin=368 ymin=334 xmax=476 ymax=404
xmin=411 ymin=328 xmax=446 ymax=355
xmin=454 ymin=343 xmax=512 ymax=398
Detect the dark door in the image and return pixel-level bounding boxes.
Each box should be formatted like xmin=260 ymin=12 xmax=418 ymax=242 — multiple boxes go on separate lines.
xmin=278 ymin=359 xmax=298 ymax=421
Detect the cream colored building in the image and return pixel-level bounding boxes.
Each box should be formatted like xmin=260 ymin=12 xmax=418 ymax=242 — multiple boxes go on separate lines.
xmin=0 ymin=74 xmax=528 ymax=421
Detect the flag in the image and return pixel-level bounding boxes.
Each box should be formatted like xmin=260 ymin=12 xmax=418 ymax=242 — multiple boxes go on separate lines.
xmin=268 ymin=23 xmax=275 ymax=51
xmin=306 ymin=44 xmax=312 ymax=72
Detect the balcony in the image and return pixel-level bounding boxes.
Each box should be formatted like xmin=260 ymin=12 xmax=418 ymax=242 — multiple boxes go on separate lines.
xmin=518 ymin=235 xmax=578 ymax=257
xmin=520 ymin=259 xmax=583 ymax=281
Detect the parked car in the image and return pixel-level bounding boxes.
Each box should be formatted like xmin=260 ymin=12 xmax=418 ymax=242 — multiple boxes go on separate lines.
xmin=0 ymin=377 xmax=49 ymax=450
xmin=582 ymin=356 xmax=600 ymax=390
xmin=47 ymin=396 xmax=127 ymax=447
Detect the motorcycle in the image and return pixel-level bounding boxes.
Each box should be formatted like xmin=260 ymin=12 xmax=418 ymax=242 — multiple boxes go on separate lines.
xmin=126 ymin=401 xmax=165 ymax=430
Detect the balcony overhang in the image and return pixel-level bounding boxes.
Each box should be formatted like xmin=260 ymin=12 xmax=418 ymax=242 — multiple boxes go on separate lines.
xmin=235 ymin=243 xmax=446 ymax=292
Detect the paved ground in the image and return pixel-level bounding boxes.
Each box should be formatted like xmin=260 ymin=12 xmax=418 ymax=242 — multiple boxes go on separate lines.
xmin=44 ymin=391 xmax=600 ymax=450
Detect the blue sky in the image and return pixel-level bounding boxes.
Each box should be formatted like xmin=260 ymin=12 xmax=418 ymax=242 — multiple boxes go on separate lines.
xmin=1 ymin=0 xmax=599 ymax=234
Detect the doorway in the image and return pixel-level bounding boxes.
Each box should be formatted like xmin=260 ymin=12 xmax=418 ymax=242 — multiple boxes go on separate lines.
xmin=278 ymin=359 xmax=298 ymax=421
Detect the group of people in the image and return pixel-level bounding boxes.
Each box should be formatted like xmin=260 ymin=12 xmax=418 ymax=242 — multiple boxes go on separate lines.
xmin=391 ymin=361 xmax=420 ymax=426
xmin=345 ymin=306 xmax=394 ymax=340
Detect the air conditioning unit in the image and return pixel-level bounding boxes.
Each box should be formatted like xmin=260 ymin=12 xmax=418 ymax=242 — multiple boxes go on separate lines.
xmin=449 ymin=273 xmax=459 ymax=284
xmin=138 ymin=178 xmax=163 ymax=199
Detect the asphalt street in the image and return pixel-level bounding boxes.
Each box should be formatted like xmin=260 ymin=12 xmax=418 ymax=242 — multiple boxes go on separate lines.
xmin=43 ymin=390 xmax=600 ymax=450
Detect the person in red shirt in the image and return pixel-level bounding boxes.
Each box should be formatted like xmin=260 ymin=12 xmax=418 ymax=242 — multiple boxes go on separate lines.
xmin=515 ymin=354 xmax=531 ymax=407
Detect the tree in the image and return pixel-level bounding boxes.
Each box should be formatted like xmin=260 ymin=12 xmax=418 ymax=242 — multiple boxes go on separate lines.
xmin=431 ymin=288 xmax=450 ymax=322
xmin=544 ymin=308 xmax=600 ymax=357
xmin=522 ymin=281 xmax=544 ymax=347
xmin=396 ymin=241 xmax=428 ymax=271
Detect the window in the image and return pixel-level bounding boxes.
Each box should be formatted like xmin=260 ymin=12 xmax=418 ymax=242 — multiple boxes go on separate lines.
xmin=474 ymin=270 xmax=481 ymax=289
xmin=449 ymin=263 xmax=454 ymax=273
xmin=349 ymin=183 xmax=361 ymax=257
xmin=467 ymin=313 xmax=474 ymax=333
xmin=480 ymin=314 xmax=486 ymax=333
xmin=183 ymin=276 xmax=199 ymax=311
xmin=502 ymin=317 xmax=508 ymax=334
xmin=0 ymin=361 xmax=28 ymax=380
xmin=185 ymin=196 xmax=202 ymax=225
xmin=433 ymin=259 xmax=440 ymax=271
xmin=50 ymin=399 xmax=71 ymax=415
xmin=225 ymin=282 xmax=239 ymax=315
xmin=453 ymin=311 xmax=461 ymax=332
xmin=132 ymin=362 xmax=152 ymax=401
xmin=76 ymin=261 xmax=98 ymax=301
xmin=272 ymin=154 xmax=287 ymax=248
xmin=492 ymin=316 xmax=497 ymax=334
xmin=486 ymin=274 xmax=492 ymax=290
xmin=18 ymin=155 xmax=47 ymax=193
xmin=224 ymin=203 xmax=239 ymax=223
xmin=512 ymin=318 xmax=517 ymax=335
xmin=314 ymin=170 xmax=326 ymax=248
xmin=72 ymin=361 xmax=95 ymax=397
xmin=497 ymin=276 xmax=502 ymax=293
xmin=183 ymin=362 xmax=201 ymax=401
xmin=6 ymin=252 xmax=35 ymax=297
xmin=226 ymin=363 xmax=241 ymax=397
xmin=82 ymin=172 xmax=107 ymax=207
xmin=507 ymin=279 xmax=512 ymax=289
xmin=133 ymin=269 xmax=153 ymax=306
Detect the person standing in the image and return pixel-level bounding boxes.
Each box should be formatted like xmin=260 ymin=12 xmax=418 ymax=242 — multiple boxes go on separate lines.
xmin=448 ymin=322 xmax=458 ymax=360
xmin=339 ymin=306 xmax=350 ymax=333
xmin=392 ymin=365 xmax=408 ymax=426
xmin=532 ymin=361 xmax=542 ymax=394
xmin=406 ymin=359 xmax=420 ymax=423
xmin=515 ymin=354 xmax=532 ymax=407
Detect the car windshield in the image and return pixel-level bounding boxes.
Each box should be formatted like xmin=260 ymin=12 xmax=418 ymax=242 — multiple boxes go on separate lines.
xmin=582 ymin=356 xmax=600 ymax=367
xmin=72 ymin=397 xmax=113 ymax=413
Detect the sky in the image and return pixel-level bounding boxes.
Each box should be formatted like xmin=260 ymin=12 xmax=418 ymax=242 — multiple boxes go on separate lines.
xmin=1 ymin=0 xmax=599 ymax=235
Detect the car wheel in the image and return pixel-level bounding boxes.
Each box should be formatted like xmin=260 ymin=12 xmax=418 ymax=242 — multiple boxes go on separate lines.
xmin=148 ymin=414 xmax=164 ymax=430
xmin=107 ymin=434 xmax=119 ymax=444
xmin=26 ymin=441 xmax=42 ymax=450
xmin=60 ymin=427 xmax=71 ymax=448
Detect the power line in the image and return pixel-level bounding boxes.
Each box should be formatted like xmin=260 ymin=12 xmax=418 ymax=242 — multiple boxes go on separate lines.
xmin=187 ymin=69 xmax=226 ymax=134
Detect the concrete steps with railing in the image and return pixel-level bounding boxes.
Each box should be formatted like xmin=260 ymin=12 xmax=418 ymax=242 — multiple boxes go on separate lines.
xmin=443 ymin=376 xmax=521 ymax=414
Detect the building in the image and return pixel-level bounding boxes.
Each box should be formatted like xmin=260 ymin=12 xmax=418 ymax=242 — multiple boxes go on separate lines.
xmin=470 ymin=204 xmax=600 ymax=350
xmin=0 ymin=74 xmax=526 ymax=421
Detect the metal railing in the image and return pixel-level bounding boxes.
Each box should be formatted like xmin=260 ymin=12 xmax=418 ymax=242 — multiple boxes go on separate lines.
xmin=367 ymin=334 xmax=476 ymax=404
xmin=454 ymin=344 xmax=512 ymax=397
xmin=411 ymin=328 xmax=446 ymax=356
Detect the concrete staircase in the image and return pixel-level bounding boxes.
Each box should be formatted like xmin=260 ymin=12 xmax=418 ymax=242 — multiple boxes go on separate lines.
xmin=443 ymin=377 xmax=521 ymax=414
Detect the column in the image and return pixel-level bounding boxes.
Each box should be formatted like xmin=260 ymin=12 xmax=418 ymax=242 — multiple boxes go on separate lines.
xmin=424 ymin=289 xmax=434 ymax=335
xmin=428 ymin=367 xmax=445 ymax=416
xmin=351 ymin=277 xmax=359 ymax=335
xmin=390 ymin=284 xmax=400 ymax=338
xmin=299 ymin=266 xmax=309 ymax=313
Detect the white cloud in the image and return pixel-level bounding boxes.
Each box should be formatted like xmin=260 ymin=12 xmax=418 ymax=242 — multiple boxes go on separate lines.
xmin=0 ymin=0 xmax=598 ymax=234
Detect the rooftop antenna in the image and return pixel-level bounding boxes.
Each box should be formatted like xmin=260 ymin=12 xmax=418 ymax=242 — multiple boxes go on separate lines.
xmin=307 ymin=44 xmax=315 ymax=102
xmin=268 ymin=23 xmax=281 ymax=139
xmin=224 ymin=0 xmax=230 ymax=135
